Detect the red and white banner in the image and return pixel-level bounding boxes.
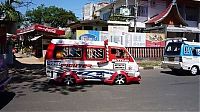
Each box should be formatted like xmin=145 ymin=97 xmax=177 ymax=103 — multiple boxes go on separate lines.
xmin=17 ymin=24 xmax=65 ymax=35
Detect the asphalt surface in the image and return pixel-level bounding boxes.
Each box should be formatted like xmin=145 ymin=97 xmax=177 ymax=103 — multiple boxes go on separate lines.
xmin=1 ymin=66 xmax=199 ymax=112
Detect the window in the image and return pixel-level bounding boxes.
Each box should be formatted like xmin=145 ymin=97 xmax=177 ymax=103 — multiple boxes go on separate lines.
xmin=54 ymin=46 xmax=83 ymax=59
xmin=192 ymin=47 xmax=200 ymax=56
xmin=87 ymin=48 xmax=104 ymax=59
xmin=165 ymin=43 xmax=182 ymax=55
xmin=111 ymin=48 xmax=129 ymax=58
xmin=138 ymin=6 xmax=148 ymax=17
xmin=103 ymin=12 xmax=110 ymax=20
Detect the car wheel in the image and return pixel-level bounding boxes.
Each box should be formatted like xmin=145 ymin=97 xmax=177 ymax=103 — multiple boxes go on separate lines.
xmin=114 ymin=74 xmax=126 ymax=85
xmin=64 ymin=75 xmax=76 ymax=86
xmin=190 ymin=66 xmax=199 ymax=75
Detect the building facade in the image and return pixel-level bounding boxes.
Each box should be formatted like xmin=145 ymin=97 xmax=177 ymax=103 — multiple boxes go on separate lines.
xmin=83 ymin=2 xmax=110 ymax=20
xmin=97 ymin=0 xmax=200 ymax=41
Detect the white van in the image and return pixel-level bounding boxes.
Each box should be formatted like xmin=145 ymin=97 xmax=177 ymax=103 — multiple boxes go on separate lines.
xmin=161 ymin=39 xmax=200 ymax=75
xmin=45 ymin=39 xmax=141 ymax=85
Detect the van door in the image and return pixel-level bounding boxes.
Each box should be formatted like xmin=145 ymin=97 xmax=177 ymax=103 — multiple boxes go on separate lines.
xmin=182 ymin=45 xmax=194 ymax=70
xmin=110 ymin=47 xmax=129 ymax=70
xmin=192 ymin=47 xmax=200 ymax=66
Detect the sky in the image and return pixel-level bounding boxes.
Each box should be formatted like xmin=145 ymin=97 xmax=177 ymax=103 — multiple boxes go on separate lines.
xmin=1 ymin=0 xmax=100 ymax=19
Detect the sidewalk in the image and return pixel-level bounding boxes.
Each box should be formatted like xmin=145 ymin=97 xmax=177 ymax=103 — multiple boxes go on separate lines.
xmin=14 ymin=53 xmax=44 ymax=65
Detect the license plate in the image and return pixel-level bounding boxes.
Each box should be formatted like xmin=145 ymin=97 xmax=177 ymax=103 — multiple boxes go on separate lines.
xmin=168 ymin=57 xmax=174 ymax=61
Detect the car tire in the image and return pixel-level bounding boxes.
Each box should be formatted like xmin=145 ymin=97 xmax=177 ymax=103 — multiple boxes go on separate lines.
xmin=114 ymin=74 xmax=126 ymax=85
xmin=190 ymin=66 xmax=199 ymax=75
xmin=64 ymin=75 xmax=76 ymax=86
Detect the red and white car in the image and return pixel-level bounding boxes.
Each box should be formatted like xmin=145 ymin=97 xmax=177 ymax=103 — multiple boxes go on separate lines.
xmin=45 ymin=39 xmax=141 ymax=85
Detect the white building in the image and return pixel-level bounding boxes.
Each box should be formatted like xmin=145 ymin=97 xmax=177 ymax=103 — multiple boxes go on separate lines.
xmin=83 ymin=2 xmax=110 ymax=20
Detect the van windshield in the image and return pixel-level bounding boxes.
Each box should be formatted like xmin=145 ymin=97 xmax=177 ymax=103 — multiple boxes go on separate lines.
xmin=164 ymin=43 xmax=182 ymax=55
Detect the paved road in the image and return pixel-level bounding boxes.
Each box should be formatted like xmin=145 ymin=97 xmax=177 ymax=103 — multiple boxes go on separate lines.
xmin=1 ymin=66 xmax=199 ymax=111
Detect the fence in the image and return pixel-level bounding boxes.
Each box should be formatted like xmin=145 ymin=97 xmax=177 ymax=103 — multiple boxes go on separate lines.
xmin=126 ymin=47 xmax=165 ymax=60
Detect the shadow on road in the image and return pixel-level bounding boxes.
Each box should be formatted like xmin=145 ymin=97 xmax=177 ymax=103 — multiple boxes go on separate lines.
xmin=160 ymin=70 xmax=199 ymax=76
xmin=8 ymin=59 xmax=94 ymax=96
xmin=0 ymin=91 xmax=15 ymax=110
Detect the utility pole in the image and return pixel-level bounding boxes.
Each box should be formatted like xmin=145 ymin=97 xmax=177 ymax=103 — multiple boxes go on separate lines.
xmin=125 ymin=0 xmax=128 ymax=7
xmin=133 ymin=0 xmax=138 ymax=33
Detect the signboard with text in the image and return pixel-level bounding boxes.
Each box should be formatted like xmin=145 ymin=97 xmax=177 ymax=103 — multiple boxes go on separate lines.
xmin=76 ymin=30 xmax=166 ymax=47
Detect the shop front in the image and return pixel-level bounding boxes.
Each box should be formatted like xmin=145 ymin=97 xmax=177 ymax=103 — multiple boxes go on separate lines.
xmin=17 ymin=24 xmax=65 ymax=58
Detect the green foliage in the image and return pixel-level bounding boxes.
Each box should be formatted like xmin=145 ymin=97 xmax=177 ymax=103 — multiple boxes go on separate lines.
xmin=0 ymin=0 xmax=22 ymax=22
xmin=25 ymin=5 xmax=78 ymax=27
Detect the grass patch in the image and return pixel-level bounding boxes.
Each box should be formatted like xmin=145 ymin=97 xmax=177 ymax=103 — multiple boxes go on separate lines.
xmin=137 ymin=60 xmax=161 ymax=68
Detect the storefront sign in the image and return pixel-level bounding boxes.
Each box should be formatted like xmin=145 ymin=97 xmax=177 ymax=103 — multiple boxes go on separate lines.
xmin=17 ymin=24 xmax=65 ymax=35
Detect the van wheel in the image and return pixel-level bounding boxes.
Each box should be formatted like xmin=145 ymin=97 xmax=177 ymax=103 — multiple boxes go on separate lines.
xmin=190 ymin=66 xmax=199 ymax=75
xmin=114 ymin=74 xmax=126 ymax=85
xmin=64 ymin=75 xmax=76 ymax=86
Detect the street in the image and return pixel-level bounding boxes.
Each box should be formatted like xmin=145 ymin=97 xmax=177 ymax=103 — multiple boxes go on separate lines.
xmin=0 ymin=61 xmax=199 ymax=112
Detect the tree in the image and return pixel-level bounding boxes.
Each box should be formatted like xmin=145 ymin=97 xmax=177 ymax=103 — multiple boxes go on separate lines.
xmin=0 ymin=0 xmax=22 ymax=22
xmin=25 ymin=5 xmax=78 ymax=27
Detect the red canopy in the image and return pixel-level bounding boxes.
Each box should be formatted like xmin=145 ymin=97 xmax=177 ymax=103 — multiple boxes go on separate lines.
xmin=17 ymin=24 xmax=65 ymax=35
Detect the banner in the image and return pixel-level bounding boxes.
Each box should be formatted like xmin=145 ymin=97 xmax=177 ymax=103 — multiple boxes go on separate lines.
xmin=146 ymin=33 xmax=165 ymax=47
xmin=124 ymin=33 xmax=146 ymax=47
xmin=77 ymin=30 xmax=100 ymax=41
xmin=76 ymin=30 xmax=166 ymax=47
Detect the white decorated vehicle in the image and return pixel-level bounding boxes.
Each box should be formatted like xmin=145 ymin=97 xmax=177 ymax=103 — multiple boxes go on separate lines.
xmin=45 ymin=39 xmax=141 ymax=85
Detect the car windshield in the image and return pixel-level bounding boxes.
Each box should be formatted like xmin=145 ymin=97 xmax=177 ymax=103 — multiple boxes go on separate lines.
xmin=164 ymin=42 xmax=182 ymax=55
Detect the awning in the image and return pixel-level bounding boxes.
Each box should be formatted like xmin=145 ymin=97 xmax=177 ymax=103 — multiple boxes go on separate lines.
xmin=167 ymin=27 xmax=200 ymax=33
xmin=145 ymin=2 xmax=187 ymax=26
xmin=17 ymin=24 xmax=65 ymax=35
xmin=31 ymin=35 xmax=43 ymax=41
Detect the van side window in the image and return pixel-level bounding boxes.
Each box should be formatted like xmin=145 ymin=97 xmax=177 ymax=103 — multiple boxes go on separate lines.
xmin=193 ymin=47 xmax=200 ymax=56
xmin=54 ymin=46 xmax=83 ymax=59
xmin=111 ymin=48 xmax=129 ymax=58
xmin=196 ymin=49 xmax=200 ymax=56
xmin=87 ymin=48 xmax=104 ymax=59
xmin=66 ymin=47 xmax=82 ymax=58
xmin=116 ymin=49 xmax=124 ymax=58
